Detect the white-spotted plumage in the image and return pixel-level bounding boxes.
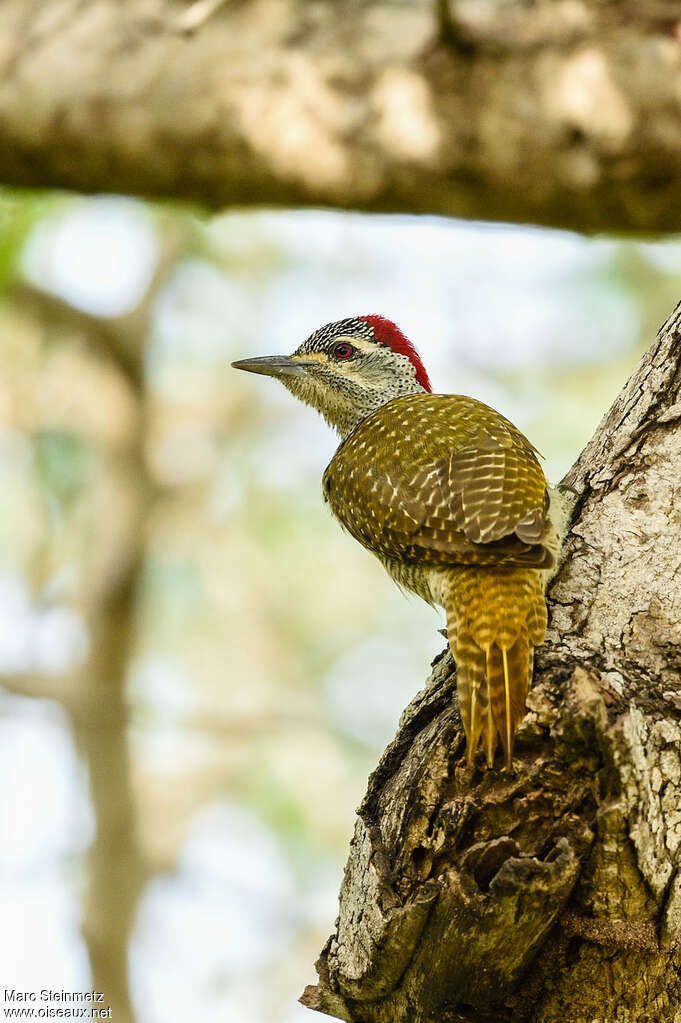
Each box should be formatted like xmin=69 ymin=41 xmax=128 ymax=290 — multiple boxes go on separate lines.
xmin=234 ymin=315 xmax=556 ymax=767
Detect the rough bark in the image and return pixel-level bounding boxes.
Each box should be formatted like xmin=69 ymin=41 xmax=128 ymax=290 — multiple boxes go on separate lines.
xmin=300 ymin=304 xmax=681 ymax=1021
xmin=2 ymin=1 xmax=681 ymax=231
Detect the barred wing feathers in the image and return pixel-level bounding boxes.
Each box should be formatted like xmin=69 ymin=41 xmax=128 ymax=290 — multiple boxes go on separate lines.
xmin=323 ymin=393 xmax=552 ymax=570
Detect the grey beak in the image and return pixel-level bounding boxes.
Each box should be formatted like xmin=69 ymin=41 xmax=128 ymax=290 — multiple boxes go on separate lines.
xmin=231 ymin=355 xmax=313 ymax=379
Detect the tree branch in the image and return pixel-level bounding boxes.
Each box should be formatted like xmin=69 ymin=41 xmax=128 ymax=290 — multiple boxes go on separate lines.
xmin=301 ymin=304 xmax=681 ymax=1021
xmin=2 ymin=1 xmax=681 ymax=231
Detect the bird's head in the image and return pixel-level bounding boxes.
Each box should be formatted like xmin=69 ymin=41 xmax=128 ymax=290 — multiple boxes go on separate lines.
xmin=232 ymin=315 xmax=431 ymax=436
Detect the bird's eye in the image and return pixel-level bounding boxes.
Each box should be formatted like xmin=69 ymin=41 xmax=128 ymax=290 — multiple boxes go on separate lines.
xmin=333 ymin=342 xmax=355 ymax=360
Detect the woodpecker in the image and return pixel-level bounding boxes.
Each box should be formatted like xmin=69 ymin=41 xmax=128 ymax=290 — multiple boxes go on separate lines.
xmin=233 ymin=316 xmax=556 ymax=767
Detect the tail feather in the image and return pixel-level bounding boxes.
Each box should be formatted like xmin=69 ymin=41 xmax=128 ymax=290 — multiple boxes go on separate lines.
xmin=453 ymin=633 xmax=487 ymax=766
xmin=483 ymin=698 xmax=497 ymax=768
xmin=443 ymin=567 xmax=546 ymax=768
xmin=487 ymin=636 xmax=530 ymax=766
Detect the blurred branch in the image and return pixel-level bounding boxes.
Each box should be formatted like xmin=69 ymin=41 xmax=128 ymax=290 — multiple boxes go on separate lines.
xmin=75 ymin=575 xmax=149 ymax=1023
xmin=12 ymin=284 xmax=146 ymax=391
xmin=302 ymin=304 xmax=681 ymax=1019
xmin=174 ymin=0 xmax=233 ymax=34
xmin=11 ymin=214 xmax=186 ymax=392
xmin=0 ymin=292 xmax=155 ymax=1023
xmin=1 ymin=599 xmax=149 ymax=1023
xmin=1 ymin=1 xmax=681 ymax=231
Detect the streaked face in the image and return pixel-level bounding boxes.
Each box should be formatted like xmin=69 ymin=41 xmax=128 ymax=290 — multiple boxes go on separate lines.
xmin=232 ymin=317 xmax=429 ymax=436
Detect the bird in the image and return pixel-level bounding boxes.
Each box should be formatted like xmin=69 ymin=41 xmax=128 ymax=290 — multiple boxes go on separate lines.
xmin=232 ymin=315 xmax=557 ymax=768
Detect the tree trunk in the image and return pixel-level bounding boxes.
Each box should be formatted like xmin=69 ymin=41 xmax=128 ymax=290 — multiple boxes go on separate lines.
xmin=300 ymin=302 xmax=681 ymax=1022
xmin=2 ymin=0 xmax=681 ymax=232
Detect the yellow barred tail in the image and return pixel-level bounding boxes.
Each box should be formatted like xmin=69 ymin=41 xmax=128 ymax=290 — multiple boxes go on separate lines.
xmin=444 ymin=567 xmax=546 ymax=768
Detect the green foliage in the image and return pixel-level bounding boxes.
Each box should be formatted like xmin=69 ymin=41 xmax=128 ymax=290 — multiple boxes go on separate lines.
xmin=247 ymin=764 xmax=309 ymax=846
xmin=138 ymin=555 xmax=205 ymax=629
xmin=0 ymin=188 xmax=66 ymax=294
xmin=34 ymin=429 xmax=94 ymax=517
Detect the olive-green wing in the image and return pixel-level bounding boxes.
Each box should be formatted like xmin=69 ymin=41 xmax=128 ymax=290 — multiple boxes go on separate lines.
xmin=432 ymin=442 xmax=550 ymax=545
xmin=323 ymin=395 xmax=551 ymax=568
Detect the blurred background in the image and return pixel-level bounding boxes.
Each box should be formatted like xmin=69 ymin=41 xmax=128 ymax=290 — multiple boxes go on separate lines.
xmin=1 ymin=189 xmax=680 ymax=1021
